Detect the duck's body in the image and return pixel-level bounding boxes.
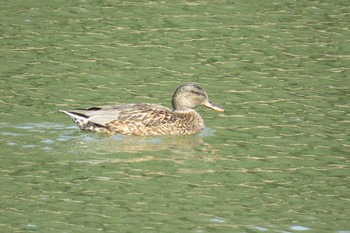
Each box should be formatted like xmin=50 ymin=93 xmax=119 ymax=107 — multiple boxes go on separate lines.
xmin=60 ymin=83 xmax=224 ymax=136
xmin=61 ymin=103 xmax=205 ymax=136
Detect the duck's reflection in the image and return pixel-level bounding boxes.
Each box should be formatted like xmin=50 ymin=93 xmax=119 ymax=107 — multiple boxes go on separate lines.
xmin=71 ymin=128 xmax=215 ymax=154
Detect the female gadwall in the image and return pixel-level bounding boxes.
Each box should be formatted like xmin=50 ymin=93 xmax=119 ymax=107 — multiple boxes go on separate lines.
xmin=60 ymin=83 xmax=224 ymax=136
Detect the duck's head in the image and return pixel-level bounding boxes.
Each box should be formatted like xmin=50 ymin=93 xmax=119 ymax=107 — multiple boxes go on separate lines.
xmin=172 ymin=83 xmax=224 ymax=112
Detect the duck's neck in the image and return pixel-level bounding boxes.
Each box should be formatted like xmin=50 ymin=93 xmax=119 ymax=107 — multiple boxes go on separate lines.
xmin=174 ymin=109 xmax=205 ymax=131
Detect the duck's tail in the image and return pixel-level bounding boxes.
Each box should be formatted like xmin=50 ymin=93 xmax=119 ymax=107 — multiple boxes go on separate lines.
xmin=60 ymin=110 xmax=88 ymax=126
xmin=60 ymin=110 xmax=94 ymax=131
xmin=60 ymin=110 xmax=109 ymax=133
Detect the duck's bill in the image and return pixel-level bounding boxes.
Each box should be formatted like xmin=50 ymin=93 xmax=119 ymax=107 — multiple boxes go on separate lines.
xmin=203 ymin=100 xmax=225 ymax=112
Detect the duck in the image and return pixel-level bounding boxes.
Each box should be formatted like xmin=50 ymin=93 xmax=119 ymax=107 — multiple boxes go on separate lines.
xmin=60 ymin=83 xmax=224 ymax=136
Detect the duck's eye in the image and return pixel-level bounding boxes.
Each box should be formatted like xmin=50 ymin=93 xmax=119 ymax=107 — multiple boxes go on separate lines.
xmin=190 ymin=90 xmax=204 ymax=96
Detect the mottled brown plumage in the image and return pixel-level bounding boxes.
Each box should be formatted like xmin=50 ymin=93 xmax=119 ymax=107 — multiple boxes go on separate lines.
xmin=60 ymin=83 xmax=224 ymax=136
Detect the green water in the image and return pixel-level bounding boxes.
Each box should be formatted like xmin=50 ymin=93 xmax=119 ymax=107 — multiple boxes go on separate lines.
xmin=1 ymin=0 xmax=349 ymax=232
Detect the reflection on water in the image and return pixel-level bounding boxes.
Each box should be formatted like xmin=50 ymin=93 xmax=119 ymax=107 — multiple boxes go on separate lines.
xmin=71 ymin=128 xmax=213 ymax=154
xmin=1 ymin=122 xmax=217 ymax=154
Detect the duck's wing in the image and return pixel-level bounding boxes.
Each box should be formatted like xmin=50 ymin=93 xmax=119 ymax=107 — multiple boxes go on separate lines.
xmin=105 ymin=106 xmax=177 ymax=135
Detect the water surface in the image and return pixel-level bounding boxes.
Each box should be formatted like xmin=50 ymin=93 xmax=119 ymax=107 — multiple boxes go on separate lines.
xmin=1 ymin=0 xmax=349 ymax=232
